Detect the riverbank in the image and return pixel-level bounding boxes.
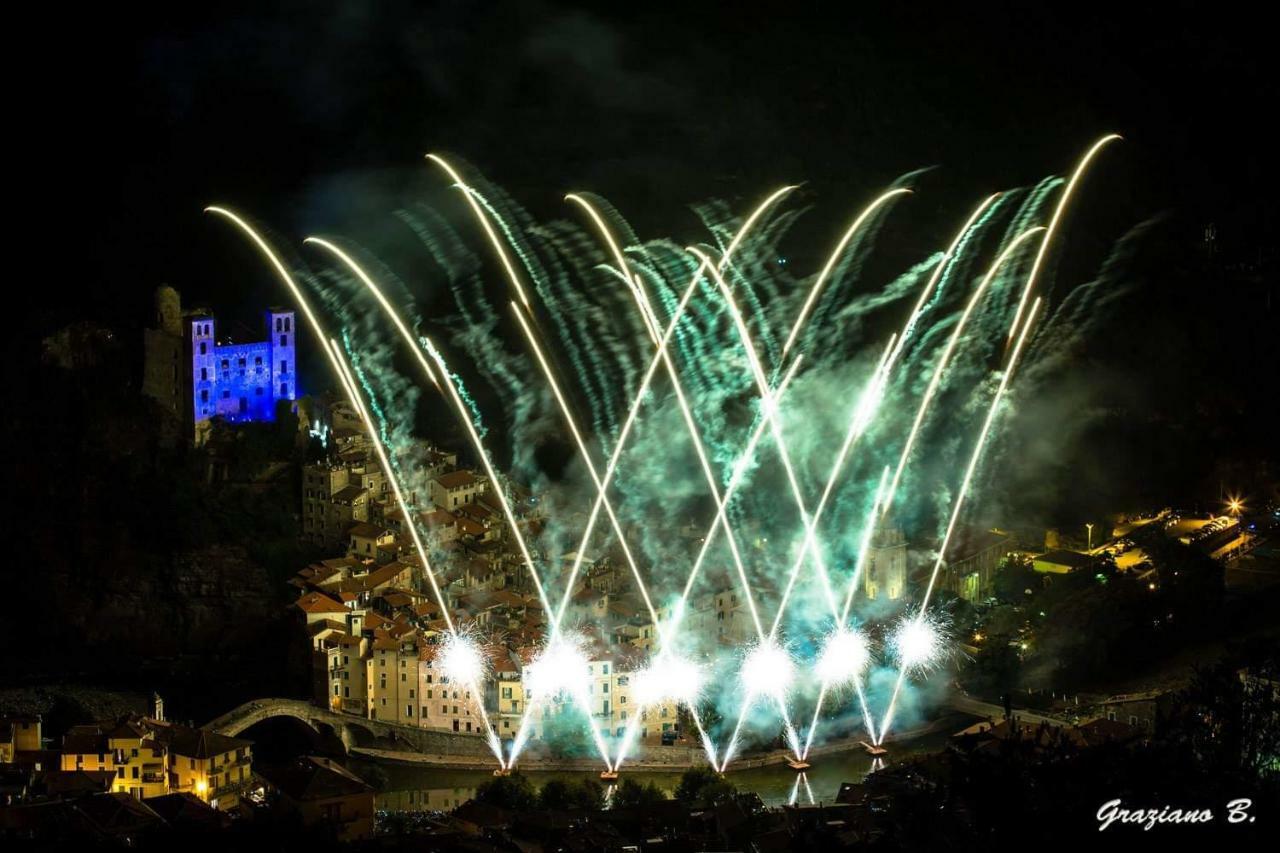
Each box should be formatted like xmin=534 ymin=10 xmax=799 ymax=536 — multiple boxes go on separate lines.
xmin=351 ymin=713 xmax=965 ymax=772
xmin=351 ymin=713 xmax=976 ymax=809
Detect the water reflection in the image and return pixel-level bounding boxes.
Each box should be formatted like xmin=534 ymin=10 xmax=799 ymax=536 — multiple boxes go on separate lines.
xmin=357 ymin=717 xmax=966 ymax=811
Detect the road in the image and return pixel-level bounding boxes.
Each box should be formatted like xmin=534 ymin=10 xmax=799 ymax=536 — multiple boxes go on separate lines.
xmin=947 ymin=693 xmax=1086 ymax=727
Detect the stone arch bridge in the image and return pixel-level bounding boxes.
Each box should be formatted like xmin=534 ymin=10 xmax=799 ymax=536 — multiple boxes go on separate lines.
xmin=202 ymin=698 xmax=710 ymax=770
xmin=202 ymin=698 xmax=495 ymax=760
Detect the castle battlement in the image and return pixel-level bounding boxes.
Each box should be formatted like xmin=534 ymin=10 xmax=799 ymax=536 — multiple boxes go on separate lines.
xmin=144 ymin=286 xmax=297 ymax=444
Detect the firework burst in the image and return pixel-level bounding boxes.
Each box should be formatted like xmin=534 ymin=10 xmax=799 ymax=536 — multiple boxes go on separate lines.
xmin=739 ymin=638 xmax=796 ymax=702
xmin=815 ymin=625 xmax=873 ymax=688
xmin=888 ymin=611 xmax=951 ymax=675
xmin=632 ymin=654 xmax=706 ymax=707
xmin=525 ymin=633 xmax=592 ymax=704
xmin=439 ymin=624 xmax=490 ymax=687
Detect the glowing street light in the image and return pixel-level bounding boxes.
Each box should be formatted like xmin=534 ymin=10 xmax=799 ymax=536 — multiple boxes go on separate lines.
xmin=1227 ymin=497 xmax=1245 ymax=517
xmin=1086 ymin=523 xmax=1094 ymax=552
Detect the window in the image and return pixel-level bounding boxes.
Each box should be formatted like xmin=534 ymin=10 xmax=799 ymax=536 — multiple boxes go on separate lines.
xmin=200 ymin=368 xmax=207 ymax=380
xmin=280 ymin=382 xmax=288 ymax=397
xmin=199 ymin=342 xmax=207 ymax=355
xmin=280 ymin=360 xmax=287 ymax=374
xmin=280 ymin=334 xmax=288 ymax=346
xmin=407 ymin=705 xmax=413 ymax=717
xmin=201 ymin=390 xmax=209 ymax=403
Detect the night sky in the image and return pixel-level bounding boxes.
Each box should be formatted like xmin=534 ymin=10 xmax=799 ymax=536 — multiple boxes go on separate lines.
xmin=25 ymin=2 xmax=1269 ymax=320
xmin=19 ymin=0 xmax=1276 ymax=520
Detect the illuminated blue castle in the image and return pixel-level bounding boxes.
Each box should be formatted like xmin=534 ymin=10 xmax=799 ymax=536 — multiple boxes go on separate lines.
xmin=144 ymin=285 xmax=297 ymax=444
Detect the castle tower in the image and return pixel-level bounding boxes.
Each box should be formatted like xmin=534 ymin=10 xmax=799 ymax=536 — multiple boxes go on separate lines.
xmin=156 ymin=284 xmax=182 ymax=335
xmin=267 ymin=308 xmax=296 ymax=403
xmin=142 ymin=285 xmax=185 ymax=418
xmin=189 ymin=313 xmax=217 ymax=423
xmin=863 ymin=521 xmax=907 ymax=601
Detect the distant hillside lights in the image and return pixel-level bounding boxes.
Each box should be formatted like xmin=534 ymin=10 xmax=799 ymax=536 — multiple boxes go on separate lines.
xmin=142 ymin=285 xmax=298 ymax=445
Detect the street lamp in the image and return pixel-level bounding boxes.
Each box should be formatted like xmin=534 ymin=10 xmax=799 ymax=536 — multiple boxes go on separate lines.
xmin=1226 ymin=497 xmax=1244 ymax=517
xmin=1085 ymin=523 xmax=1094 ymax=552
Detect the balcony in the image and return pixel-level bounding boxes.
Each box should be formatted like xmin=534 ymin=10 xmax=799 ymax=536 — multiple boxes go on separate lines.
xmin=212 ymin=777 xmax=251 ymax=798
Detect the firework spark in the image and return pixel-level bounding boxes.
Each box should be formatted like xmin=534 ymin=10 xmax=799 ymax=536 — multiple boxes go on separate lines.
xmin=632 ymin=656 xmax=706 ymax=708
xmin=888 ymin=612 xmax=949 ymax=675
xmin=439 ymin=627 xmax=490 ymax=688
xmin=739 ymin=638 xmax=797 ymax=702
xmin=815 ymin=626 xmax=873 ymax=687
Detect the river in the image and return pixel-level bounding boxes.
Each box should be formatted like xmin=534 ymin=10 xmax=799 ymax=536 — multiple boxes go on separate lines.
xmin=352 ymin=713 xmax=975 ymax=810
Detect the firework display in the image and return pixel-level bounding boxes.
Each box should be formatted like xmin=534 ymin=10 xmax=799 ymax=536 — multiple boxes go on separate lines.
xmin=207 ymin=135 xmax=1120 ymax=773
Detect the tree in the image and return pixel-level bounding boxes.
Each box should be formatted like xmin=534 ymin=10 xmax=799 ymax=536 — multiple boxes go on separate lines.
xmin=992 ymin=555 xmax=1039 ymax=604
xmin=474 ymin=772 xmax=537 ymax=810
xmin=542 ymin=707 xmax=594 ymax=758
xmin=611 ymin=778 xmax=667 ymax=809
xmin=674 ymin=767 xmax=737 ymax=804
xmin=965 ymin=634 xmax=1022 ymax=698
xmin=538 ymin=778 xmax=604 ymax=810
xmin=1163 ymin=655 xmax=1280 ymax=782
xmin=697 ymin=699 xmax=723 ymax=734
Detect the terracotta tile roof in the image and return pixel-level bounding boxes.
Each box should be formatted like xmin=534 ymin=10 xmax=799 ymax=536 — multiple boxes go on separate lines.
xmin=347 ymin=521 xmax=390 ymax=539
xmin=294 ymin=591 xmax=348 ymax=615
xmin=434 ymin=470 xmax=479 ymax=489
